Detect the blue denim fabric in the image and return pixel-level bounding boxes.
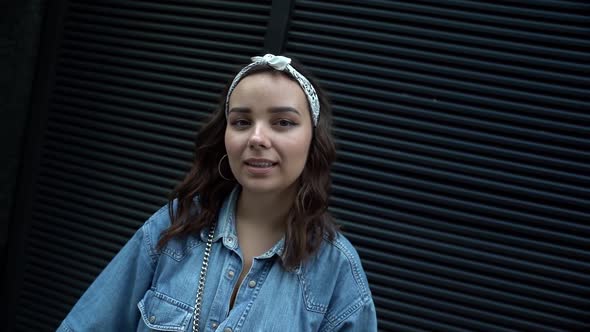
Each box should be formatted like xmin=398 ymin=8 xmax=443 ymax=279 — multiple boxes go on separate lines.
xmin=57 ymin=187 xmax=377 ymax=331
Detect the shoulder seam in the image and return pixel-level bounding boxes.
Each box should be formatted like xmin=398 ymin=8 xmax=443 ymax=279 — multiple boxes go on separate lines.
xmin=59 ymin=321 xmax=75 ymax=332
xmin=323 ymin=234 xmax=369 ymax=298
xmin=142 ymin=204 xmax=169 ymax=266
xmin=319 ymin=234 xmax=373 ymax=330
xmin=321 ymin=297 xmax=366 ymax=332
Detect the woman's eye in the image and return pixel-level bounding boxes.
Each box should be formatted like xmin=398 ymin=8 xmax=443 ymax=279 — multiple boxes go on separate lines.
xmin=276 ymin=119 xmax=296 ymax=127
xmin=231 ymin=119 xmax=250 ymax=127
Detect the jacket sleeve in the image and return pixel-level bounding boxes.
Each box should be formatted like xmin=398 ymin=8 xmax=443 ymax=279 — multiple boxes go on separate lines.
xmin=332 ymin=299 xmax=378 ymax=332
xmin=56 ymin=212 xmax=161 ymax=332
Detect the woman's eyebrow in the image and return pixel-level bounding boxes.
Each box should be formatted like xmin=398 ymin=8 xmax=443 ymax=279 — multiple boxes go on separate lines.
xmin=228 ymin=107 xmax=251 ymax=114
xmin=269 ymin=107 xmax=301 ymax=116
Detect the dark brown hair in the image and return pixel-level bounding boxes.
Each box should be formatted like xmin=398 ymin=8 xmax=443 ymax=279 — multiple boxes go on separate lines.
xmin=157 ymin=59 xmax=338 ymax=269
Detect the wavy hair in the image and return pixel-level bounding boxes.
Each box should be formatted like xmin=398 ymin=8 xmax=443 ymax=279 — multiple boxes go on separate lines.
xmin=156 ymin=59 xmax=337 ymax=269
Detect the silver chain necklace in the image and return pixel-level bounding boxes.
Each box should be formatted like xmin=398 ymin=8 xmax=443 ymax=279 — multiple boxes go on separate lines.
xmin=192 ymin=222 xmax=216 ymax=332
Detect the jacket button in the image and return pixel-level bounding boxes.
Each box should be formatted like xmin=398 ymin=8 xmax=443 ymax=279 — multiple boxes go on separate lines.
xmin=212 ymin=322 xmax=218 ymax=328
xmin=149 ymin=315 xmax=156 ymax=323
xmin=228 ymin=270 xmax=235 ymax=278
xmin=248 ymin=280 xmax=257 ymax=288
xmin=224 ymin=328 xmax=233 ymax=332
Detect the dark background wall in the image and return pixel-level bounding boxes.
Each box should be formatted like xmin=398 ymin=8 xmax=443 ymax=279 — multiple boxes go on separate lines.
xmin=0 ymin=0 xmax=46 ymax=280
xmin=2 ymin=1 xmax=589 ymax=331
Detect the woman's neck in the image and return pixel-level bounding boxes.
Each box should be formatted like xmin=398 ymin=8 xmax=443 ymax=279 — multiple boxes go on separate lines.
xmin=235 ymin=186 xmax=295 ymax=234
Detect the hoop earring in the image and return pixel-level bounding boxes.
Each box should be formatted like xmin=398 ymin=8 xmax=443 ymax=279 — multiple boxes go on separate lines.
xmin=218 ymin=154 xmax=233 ymax=181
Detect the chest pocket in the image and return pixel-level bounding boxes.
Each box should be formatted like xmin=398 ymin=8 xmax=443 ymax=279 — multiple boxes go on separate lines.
xmin=138 ymin=289 xmax=193 ymax=331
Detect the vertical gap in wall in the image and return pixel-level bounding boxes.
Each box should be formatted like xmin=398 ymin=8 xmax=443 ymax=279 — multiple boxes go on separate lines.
xmin=264 ymin=0 xmax=295 ymax=54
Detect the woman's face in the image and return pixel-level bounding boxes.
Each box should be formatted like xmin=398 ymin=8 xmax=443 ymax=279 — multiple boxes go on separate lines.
xmin=225 ymin=71 xmax=313 ymax=195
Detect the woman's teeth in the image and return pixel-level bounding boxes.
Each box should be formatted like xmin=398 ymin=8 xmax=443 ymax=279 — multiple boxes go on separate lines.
xmin=248 ymin=162 xmax=273 ymax=168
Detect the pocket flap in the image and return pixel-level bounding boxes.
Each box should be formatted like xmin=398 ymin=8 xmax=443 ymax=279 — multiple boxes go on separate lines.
xmin=138 ymin=289 xmax=193 ymax=331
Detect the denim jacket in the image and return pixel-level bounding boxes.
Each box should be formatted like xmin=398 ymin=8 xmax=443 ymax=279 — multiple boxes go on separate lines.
xmin=57 ymin=187 xmax=377 ymax=331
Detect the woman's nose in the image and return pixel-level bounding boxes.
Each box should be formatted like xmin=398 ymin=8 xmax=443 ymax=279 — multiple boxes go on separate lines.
xmin=248 ymin=124 xmax=271 ymax=149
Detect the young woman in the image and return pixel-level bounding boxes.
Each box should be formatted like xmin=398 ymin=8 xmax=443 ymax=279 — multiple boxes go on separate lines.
xmin=58 ymin=54 xmax=377 ymax=331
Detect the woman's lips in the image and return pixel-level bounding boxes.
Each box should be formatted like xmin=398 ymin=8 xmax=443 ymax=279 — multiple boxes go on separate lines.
xmin=244 ymin=159 xmax=277 ymax=175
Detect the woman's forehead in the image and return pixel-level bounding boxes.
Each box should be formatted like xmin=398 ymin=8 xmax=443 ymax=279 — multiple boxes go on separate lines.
xmin=232 ymin=71 xmax=301 ymax=93
xmin=228 ymin=72 xmax=309 ymax=111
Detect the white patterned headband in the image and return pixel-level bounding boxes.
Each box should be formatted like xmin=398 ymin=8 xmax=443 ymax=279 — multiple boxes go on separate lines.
xmin=225 ymin=54 xmax=320 ymax=127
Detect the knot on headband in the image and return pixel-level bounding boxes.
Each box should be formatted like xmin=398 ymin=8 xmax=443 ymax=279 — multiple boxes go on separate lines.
xmin=252 ymin=54 xmax=291 ymax=71
xmin=225 ymin=54 xmax=320 ymax=127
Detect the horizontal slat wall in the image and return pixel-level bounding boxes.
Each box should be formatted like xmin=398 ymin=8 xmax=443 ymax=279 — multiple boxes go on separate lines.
xmin=15 ymin=0 xmax=271 ymax=330
xmin=285 ymin=0 xmax=589 ymax=331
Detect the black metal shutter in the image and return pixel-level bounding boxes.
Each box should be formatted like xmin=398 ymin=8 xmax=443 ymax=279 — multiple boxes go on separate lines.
xmin=14 ymin=1 xmax=271 ymax=330
xmin=285 ymin=1 xmax=589 ymax=331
